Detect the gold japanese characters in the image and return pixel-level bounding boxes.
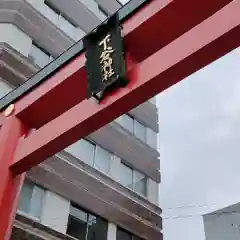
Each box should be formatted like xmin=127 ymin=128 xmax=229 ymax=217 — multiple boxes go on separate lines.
xmin=99 ymin=34 xmax=115 ymax=82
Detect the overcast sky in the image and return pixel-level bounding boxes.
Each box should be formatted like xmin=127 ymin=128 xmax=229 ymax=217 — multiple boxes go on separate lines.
xmin=157 ymin=47 xmax=240 ymax=239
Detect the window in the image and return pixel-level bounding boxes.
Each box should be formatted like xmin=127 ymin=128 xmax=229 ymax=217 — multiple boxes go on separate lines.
xmin=119 ymin=163 xmax=133 ymax=189
xmin=119 ymin=162 xmax=147 ymax=196
xmin=116 ymin=114 xmax=134 ymax=133
xmin=133 ymin=171 xmax=147 ymax=196
xmin=67 ymin=205 xmax=88 ymax=239
xmin=29 ymin=44 xmax=53 ymax=68
xmin=134 ymin=120 xmax=146 ymax=142
xmin=116 ymin=114 xmax=147 ymax=142
xmin=117 ymin=227 xmax=144 ymax=240
xmin=18 ymin=181 xmax=45 ymax=219
xmin=65 ymin=139 xmax=112 ymax=174
xmin=67 ymin=204 xmax=108 ymax=240
xmin=94 ymin=146 xmax=112 ymax=174
xmin=65 ymin=139 xmax=95 ymax=166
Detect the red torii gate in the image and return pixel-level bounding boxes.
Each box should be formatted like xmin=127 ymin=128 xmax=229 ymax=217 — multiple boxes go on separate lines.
xmin=0 ymin=0 xmax=239 ymax=238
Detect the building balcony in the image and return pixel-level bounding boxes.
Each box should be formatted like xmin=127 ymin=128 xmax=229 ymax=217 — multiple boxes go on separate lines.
xmin=12 ymin=213 xmax=76 ymax=240
xmin=89 ymin=121 xmax=160 ymax=182
xmin=26 ymin=153 xmax=162 ymax=240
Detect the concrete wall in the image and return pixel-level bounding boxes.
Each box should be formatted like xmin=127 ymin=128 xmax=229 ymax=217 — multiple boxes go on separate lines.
xmin=41 ymin=191 xmax=70 ymax=234
xmin=204 ymin=213 xmax=240 ymax=240
xmin=0 ymin=24 xmax=32 ymax=56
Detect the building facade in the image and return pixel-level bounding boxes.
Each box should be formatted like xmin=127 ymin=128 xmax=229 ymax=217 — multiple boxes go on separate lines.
xmin=203 ymin=203 xmax=240 ymax=240
xmin=0 ymin=0 xmax=161 ymax=239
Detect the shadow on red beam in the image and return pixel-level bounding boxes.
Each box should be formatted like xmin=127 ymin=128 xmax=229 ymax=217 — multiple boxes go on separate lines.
xmin=0 ymin=115 xmax=4 ymax=127
xmin=10 ymin=0 xmax=240 ymax=175
xmin=0 ymin=0 xmax=234 ymax=130
xmin=123 ymin=0 xmax=234 ymax=61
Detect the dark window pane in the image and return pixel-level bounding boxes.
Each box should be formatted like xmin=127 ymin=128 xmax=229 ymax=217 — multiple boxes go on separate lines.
xmin=117 ymin=228 xmax=132 ymax=240
xmin=133 ymin=236 xmax=144 ymax=240
xmin=67 ymin=205 xmax=87 ymax=239
xmin=87 ymin=215 xmax=108 ymax=240
xmin=67 ymin=204 xmax=107 ymax=240
xmin=67 ymin=215 xmax=87 ymax=240
xmin=117 ymin=227 xmax=145 ymax=240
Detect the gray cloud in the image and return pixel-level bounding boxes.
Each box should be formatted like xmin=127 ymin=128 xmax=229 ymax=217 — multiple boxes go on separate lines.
xmin=158 ymin=47 xmax=240 ymax=239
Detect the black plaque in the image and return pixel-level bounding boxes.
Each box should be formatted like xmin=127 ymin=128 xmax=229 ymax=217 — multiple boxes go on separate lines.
xmin=83 ymin=13 xmax=127 ymax=102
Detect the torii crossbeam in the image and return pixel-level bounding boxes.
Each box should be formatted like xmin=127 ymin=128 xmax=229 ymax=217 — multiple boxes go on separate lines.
xmin=0 ymin=0 xmax=239 ymax=238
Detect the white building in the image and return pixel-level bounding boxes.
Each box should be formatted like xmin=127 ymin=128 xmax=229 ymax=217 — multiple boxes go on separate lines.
xmin=203 ymin=203 xmax=240 ymax=240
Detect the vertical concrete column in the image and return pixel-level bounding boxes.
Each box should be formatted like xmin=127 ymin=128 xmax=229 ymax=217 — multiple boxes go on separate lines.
xmin=107 ymin=222 xmax=117 ymax=240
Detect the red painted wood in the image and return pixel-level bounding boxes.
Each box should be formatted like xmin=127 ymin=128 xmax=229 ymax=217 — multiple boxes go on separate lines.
xmin=0 ymin=0 xmax=233 ymax=130
xmin=123 ymin=0 xmax=234 ymax=61
xmin=11 ymin=0 xmax=240 ymax=175
xmin=0 ymin=117 xmax=26 ymax=239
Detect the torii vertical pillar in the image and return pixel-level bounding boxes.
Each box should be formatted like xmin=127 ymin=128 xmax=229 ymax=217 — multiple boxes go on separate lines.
xmin=0 ymin=115 xmax=26 ymax=239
